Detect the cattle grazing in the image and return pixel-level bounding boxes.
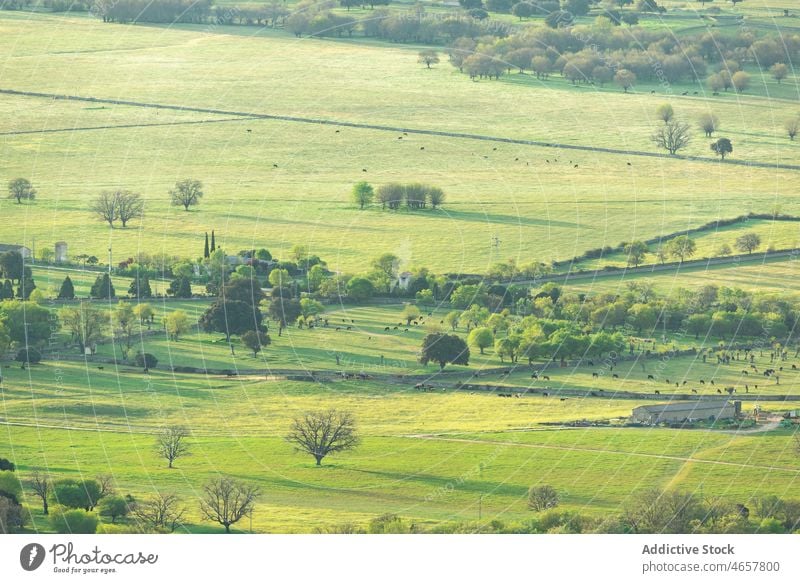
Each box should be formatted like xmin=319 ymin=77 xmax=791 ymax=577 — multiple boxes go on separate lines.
xmin=742 ymin=370 xmax=748 ymax=375
xmin=588 ymin=360 xmax=594 ymax=366
xmin=691 ymin=389 xmax=698 ymax=394
xmin=404 ymin=329 xmax=409 ymax=332
xmin=592 ymin=372 xmax=599 ymax=378
xmin=682 ymin=381 xmax=687 ymax=385
xmin=542 ymin=375 xmax=550 ymax=381
xmin=542 ymin=392 xmax=549 ymax=397
xmin=655 ymin=390 xmax=660 ymax=395
xmin=710 ymin=380 xmax=715 ymax=385
xmin=560 ymin=398 xmax=567 ymax=401
xmin=384 ymin=327 xmax=390 ymax=331
xmin=98 ymin=366 xmax=104 ymax=370
xmin=793 ymin=364 xmax=797 ymax=370
xmin=612 ymin=373 xmax=619 ymax=379
xmin=699 ymin=380 xmax=705 ymax=385
xmin=346 ymin=326 xmax=352 ymax=331
xmin=335 ymin=327 xmax=341 ymax=331
xmin=531 ymin=373 xmax=539 ymax=379
xmin=647 ymin=374 xmax=654 ymax=380
xmin=717 ymin=389 xmax=722 ymax=394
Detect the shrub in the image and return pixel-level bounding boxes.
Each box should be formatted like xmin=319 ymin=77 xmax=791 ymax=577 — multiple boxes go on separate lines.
xmin=50 ymin=508 xmax=99 ymax=534
xmin=16 ymin=347 xmax=42 ymax=366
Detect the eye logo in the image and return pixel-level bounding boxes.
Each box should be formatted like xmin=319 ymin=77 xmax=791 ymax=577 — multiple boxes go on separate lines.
xmin=20 ymin=543 xmax=46 ymax=571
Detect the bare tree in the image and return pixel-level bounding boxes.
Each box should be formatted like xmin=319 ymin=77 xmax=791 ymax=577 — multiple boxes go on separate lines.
xmin=528 ymin=485 xmax=559 ymax=512
xmin=156 ymin=426 xmax=190 ymax=468
xmin=116 ymin=190 xmax=144 ymax=227
xmin=651 ymin=120 xmax=691 ymax=155
xmin=418 ymin=50 xmax=440 ymax=69
xmin=95 ymin=474 xmax=115 ymax=499
xmin=169 ymin=179 xmax=204 ymax=211
xmin=199 ymin=476 xmax=260 ymax=533
xmin=92 ymin=190 xmax=118 ymax=226
xmin=286 ymin=409 xmax=360 ymax=466
xmin=698 ymin=112 xmax=720 ymax=137
xmin=132 ymin=492 xmax=185 ymax=533
xmin=786 ymin=117 xmax=800 ymax=141
xmin=28 ymin=470 xmax=51 ymax=515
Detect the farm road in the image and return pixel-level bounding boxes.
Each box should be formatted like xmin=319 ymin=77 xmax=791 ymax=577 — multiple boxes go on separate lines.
xmin=3 ymin=88 xmax=800 ymax=172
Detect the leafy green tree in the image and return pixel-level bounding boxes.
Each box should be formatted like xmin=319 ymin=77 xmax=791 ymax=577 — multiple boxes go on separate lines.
xmin=468 ymin=327 xmax=494 ymax=354
xmin=614 ymin=68 xmax=636 ymax=92
xmin=0 ymin=251 xmax=23 ymax=282
xmin=710 ymin=137 xmax=733 ymax=160
xmin=99 ymin=495 xmax=132 ymax=523
xmin=686 ymin=314 xmax=711 ymax=339
xmin=90 ymin=273 xmax=115 ymax=299
xmin=7 ymin=177 xmax=36 ymax=204
xmin=169 ymin=178 xmax=204 ymax=211
xmin=58 ymin=302 xmax=104 ymax=352
xmin=623 ymin=241 xmax=649 ymax=267
xmin=58 ymin=276 xmax=75 ymax=300
xmin=268 ymin=268 xmax=291 ymax=288
xmin=16 ymin=347 xmax=42 ymax=367
xmin=444 ymin=310 xmax=460 ymax=331
xmin=200 ymin=300 xmax=263 ymax=341
xmin=1 ymin=300 xmax=53 ymax=346
xmin=418 ymin=50 xmax=440 ymax=68
xmin=494 ymin=335 xmax=521 ymax=363
xmin=52 ymin=478 xmax=104 ymax=511
xmin=241 ymin=329 xmax=271 ymax=357
xmin=401 ymin=304 xmax=421 ymax=325
xmin=134 ymin=352 xmax=158 ymax=372
xmin=666 ymin=235 xmax=696 ymax=261
xmin=419 ymin=333 xmax=470 ymax=370
xmin=698 ymin=112 xmax=719 ymax=137
xmin=168 ymin=276 xmax=192 ymax=298
xmin=346 ymin=277 xmax=375 ymax=302
xmin=164 ymin=310 xmax=190 ymax=341
xmin=655 ymin=103 xmax=674 ymax=124
xmin=128 ymin=273 xmax=152 ymax=299
xmin=267 ymin=297 xmax=301 ymax=336
xmin=735 ymin=232 xmax=761 ymax=254
xmin=528 ymin=485 xmax=559 ymax=511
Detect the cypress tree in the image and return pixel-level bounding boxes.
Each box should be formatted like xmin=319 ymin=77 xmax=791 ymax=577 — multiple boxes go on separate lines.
xmin=0 ymin=279 xmax=13 ymax=299
xmin=204 ymin=232 xmax=210 ymax=259
xmin=17 ymin=275 xmax=35 ymax=300
xmin=128 ymin=274 xmax=152 ymax=299
xmin=210 ymin=230 xmax=216 ymax=252
xmin=90 ymin=273 xmax=115 ymax=299
xmin=58 ymin=276 xmax=75 ymax=300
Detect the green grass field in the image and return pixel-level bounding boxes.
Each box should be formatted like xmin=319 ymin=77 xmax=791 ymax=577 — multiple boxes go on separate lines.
xmin=2 ymin=5 xmax=800 ymax=534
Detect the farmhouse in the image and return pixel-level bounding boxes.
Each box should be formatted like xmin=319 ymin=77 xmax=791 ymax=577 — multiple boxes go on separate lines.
xmin=631 ymin=401 xmax=741 ymax=425
xmin=0 ymin=243 xmax=31 ymax=258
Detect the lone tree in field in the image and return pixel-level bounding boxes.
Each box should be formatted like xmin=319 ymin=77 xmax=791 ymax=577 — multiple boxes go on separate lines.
xmin=771 ymin=63 xmax=788 ymax=83
xmin=351 ymin=181 xmax=374 ymax=210
xmin=652 ymin=119 xmax=691 ymax=155
xmin=710 ymin=137 xmax=733 ymax=160
xmin=200 ymin=476 xmax=260 ymax=533
xmin=57 ymin=276 xmax=75 ymax=300
xmin=286 ymin=409 xmax=360 ymax=466
xmin=614 ymin=68 xmax=636 ymax=93
xmin=735 ymin=232 xmax=761 ymax=254
xmin=698 ymin=112 xmax=720 ymax=137
xmin=623 ymin=240 xmax=649 ymax=267
xmin=8 ymin=178 xmax=36 ymax=204
xmin=468 ymin=327 xmax=494 ymax=354
xmin=170 ymin=179 xmax=204 ymax=211
xmin=655 ymin=103 xmax=674 ymax=124
xmin=419 ymin=332 xmax=470 ymax=370
xmin=732 ymin=71 xmax=750 ymax=93
xmin=418 ymin=50 xmax=440 ymax=69
xmin=241 ymin=329 xmax=271 ymax=357
xmin=786 ymin=117 xmax=799 ymax=141
xmin=528 ymin=485 xmax=559 ymax=512
xmin=157 ymin=426 xmax=190 ymax=468
xmin=132 ymin=492 xmax=185 ymax=533
xmin=92 ymin=189 xmax=143 ymax=227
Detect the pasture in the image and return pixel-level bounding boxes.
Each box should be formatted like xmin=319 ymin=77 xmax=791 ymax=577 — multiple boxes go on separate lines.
xmin=0 ymin=13 xmax=798 ymax=274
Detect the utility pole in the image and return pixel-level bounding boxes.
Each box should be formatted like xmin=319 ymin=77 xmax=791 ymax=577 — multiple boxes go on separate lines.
xmin=108 ymin=244 xmax=112 ymax=275
xmin=478 ymin=494 xmax=483 ymax=521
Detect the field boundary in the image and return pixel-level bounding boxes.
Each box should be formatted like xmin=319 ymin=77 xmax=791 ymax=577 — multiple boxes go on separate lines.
xmin=3 ymin=87 xmax=800 ymax=172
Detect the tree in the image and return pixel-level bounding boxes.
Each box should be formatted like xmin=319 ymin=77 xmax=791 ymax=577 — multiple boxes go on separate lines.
xmin=134 ymin=351 xmax=158 ymax=372
xmin=92 ymin=190 xmax=118 ymax=226
xmin=200 ymin=299 xmax=263 ymax=341
xmin=666 ymin=235 xmax=696 ymax=261
xmin=168 ymin=276 xmax=193 ymax=298
xmin=735 ymin=232 xmax=761 ymax=254
xmin=0 ymin=251 xmax=23 ymax=282
xmin=621 ymin=488 xmax=704 ymax=533
xmin=268 ymin=268 xmax=290 ymax=288
xmin=169 ymin=179 xmax=204 ymax=211
xmin=157 ymin=426 xmax=190 ymax=468
xmin=7 ymin=178 xmax=36 ymax=204
xmin=686 ymin=314 xmax=711 ymax=339
xmin=16 ymin=347 xmax=42 ymax=367
xmin=698 ymin=112 xmax=720 ymax=137
xmin=731 ymin=71 xmax=750 ymax=93
xmin=428 ymin=186 xmax=445 ymax=209
xmin=770 ymin=63 xmax=788 ymax=83
xmin=785 ymin=117 xmax=799 ymax=141
xmin=468 ymin=327 xmax=494 ymax=354
xmin=419 ymin=332 xmax=470 ymax=370
xmin=113 ymin=301 xmax=136 ymax=358
xmin=99 ymin=495 xmax=132 ymax=523
xmin=57 ymin=276 xmax=75 ymax=300
xmin=652 ymin=119 xmax=691 ymax=155
xmin=52 ymin=478 xmax=104 ymax=511
xmin=133 ymin=303 xmax=155 ymax=327
xmin=401 ymin=304 xmax=421 ymax=325
xmin=614 ymin=68 xmax=636 ymax=92
xmin=346 ymin=276 xmax=375 ymax=302
xmin=561 ymin=0 xmax=590 ymax=15
xmin=352 ymin=181 xmax=374 ymax=209
xmin=222 ymin=276 xmax=264 ymax=306
xmin=200 ymin=476 xmax=260 ymax=533
xmin=267 ymin=297 xmax=301 ymax=336
xmin=710 ymin=137 xmax=733 ymax=160
xmin=164 ymin=310 xmax=190 ymax=341
xmin=241 ymin=329 xmax=271 ymax=357
xmin=28 ymin=470 xmax=51 ymax=515
xmin=0 ymin=458 xmax=14 ymax=471
xmin=286 ymin=409 xmax=360 ymax=466
xmin=655 ymin=103 xmax=674 ymax=124
xmin=418 ymin=50 xmax=439 ymax=69
xmin=90 ymin=273 xmax=115 ymax=299
xmin=528 ymin=485 xmax=559 ymax=511
xmin=128 ymin=274 xmax=152 ymax=299
xmin=132 ymin=492 xmax=185 ymax=533
xmin=512 ymin=2 xmax=534 ymax=19
xmin=458 ymin=0 xmax=483 ymax=8
xmin=371 ymin=253 xmax=399 ymax=292
xmin=623 ymin=241 xmax=649 ymax=267
xmin=1 ymin=299 xmax=53 ymax=346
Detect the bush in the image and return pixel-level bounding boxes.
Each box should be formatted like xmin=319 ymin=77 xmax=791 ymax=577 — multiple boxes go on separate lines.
xmin=15 ymin=347 xmax=42 ymax=366
xmin=528 ymin=484 xmax=559 ymax=512
xmin=0 ymin=496 xmax=25 ymax=533
xmin=368 ymin=513 xmax=410 ymax=534
xmin=0 ymin=458 xmax=15 ymax=472
xmin=50 ymin=508 xmax=99 ymax=534
xmin=134 ymin=352 xmax=158 ymax=371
